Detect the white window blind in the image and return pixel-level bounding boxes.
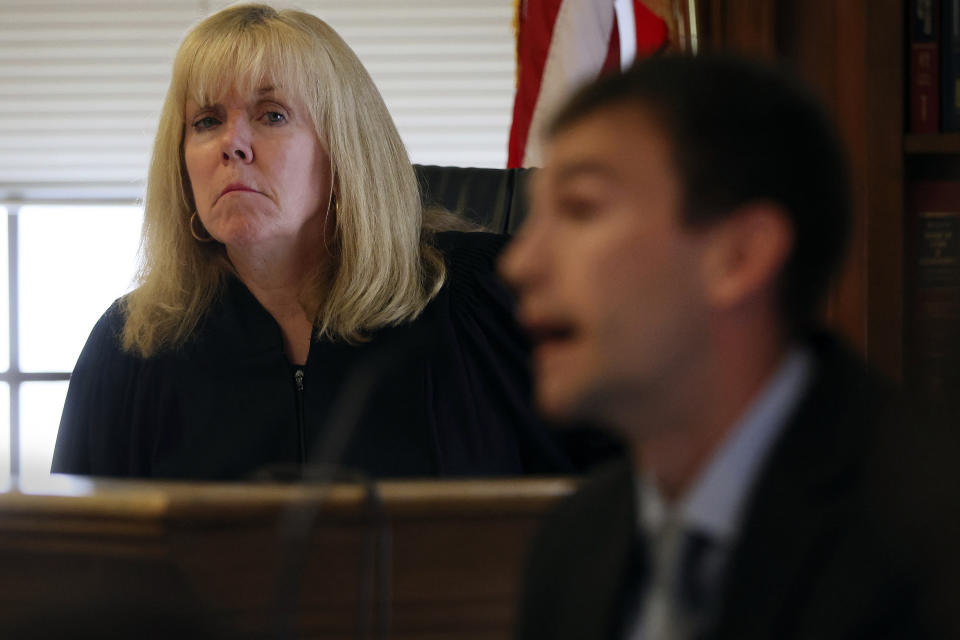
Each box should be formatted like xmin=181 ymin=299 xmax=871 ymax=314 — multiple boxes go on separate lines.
xmin=0 ymin=0 xmax=516 ymax=202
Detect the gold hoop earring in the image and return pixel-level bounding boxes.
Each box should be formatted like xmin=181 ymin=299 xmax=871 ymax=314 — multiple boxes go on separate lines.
xmin=190 ymin=211 xmax=213 ymax=243
xmin=329 ymin=194 xmax=340 ymax=218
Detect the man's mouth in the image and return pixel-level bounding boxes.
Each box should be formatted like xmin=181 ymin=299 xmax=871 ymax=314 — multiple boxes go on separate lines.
xmin=526 ymin=321 xmax=578 ymax=349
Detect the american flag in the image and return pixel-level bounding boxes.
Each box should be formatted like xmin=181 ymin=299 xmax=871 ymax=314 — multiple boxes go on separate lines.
xmin=507 ymin=0 xmax=670 ymax=168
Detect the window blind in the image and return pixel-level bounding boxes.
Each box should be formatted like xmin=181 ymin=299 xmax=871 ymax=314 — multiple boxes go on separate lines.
xmin=0 ymin=0 xmax=516 ymax=202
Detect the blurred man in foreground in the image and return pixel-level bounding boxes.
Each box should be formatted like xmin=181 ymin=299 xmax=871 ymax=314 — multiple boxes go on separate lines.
xmin=501 ymin=55 xmax=959 ymax=640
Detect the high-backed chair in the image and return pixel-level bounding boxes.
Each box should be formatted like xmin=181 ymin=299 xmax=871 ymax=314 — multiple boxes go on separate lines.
xmin=414 ymin=164 xmax=533 ymax=234
xmin=414 ymin=166 xmax=625 ymax=471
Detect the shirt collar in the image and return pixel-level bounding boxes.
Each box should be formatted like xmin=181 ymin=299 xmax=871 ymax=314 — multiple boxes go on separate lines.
xmin=638 ymin=347 xmax=814 ymax=543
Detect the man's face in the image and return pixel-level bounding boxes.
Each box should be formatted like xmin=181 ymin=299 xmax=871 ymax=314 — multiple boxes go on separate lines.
xmin=500 ymin=105 xmax=714 ymax=425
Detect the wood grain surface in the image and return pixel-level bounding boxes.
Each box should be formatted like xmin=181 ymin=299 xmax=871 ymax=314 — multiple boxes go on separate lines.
xmin=0 ymin=475 xmax=576 ymax=639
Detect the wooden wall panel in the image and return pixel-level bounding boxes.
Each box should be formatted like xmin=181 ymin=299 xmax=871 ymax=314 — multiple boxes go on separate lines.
xmin=862 ymin=0 xmax=905 ymax=380
xmin=697 ymin=0 xmax=778 ymax=57
xmin=777 ymin=0 xmax=904 ymax=378
xmin=777 ymin=0 xmax=869 ymax=354
xmin=830 ymin=0 xmax=871 ymax=356
xmin=695 ymin=0 xmax=904 ymax=378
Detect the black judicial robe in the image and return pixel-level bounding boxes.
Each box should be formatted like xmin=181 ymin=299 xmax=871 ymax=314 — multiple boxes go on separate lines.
xmin=51 ymin=231 xmax=574 ymax=480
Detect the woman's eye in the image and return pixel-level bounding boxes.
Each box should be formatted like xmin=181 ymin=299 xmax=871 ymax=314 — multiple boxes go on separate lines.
xmin=263 ymin=111 xmax=286 ymax=124
xmin=192 ymin=116 xmax=219 ymax=131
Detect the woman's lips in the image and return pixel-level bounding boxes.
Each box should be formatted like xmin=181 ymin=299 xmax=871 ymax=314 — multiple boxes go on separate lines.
xmin=217 ymin=184 xmax=259 ymax=201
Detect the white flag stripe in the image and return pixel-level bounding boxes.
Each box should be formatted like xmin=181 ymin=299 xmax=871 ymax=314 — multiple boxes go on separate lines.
xmin=522 ymin=0 xmax=615 ymax=167
xmin=615 ymin=0 xmax=638 ymax=70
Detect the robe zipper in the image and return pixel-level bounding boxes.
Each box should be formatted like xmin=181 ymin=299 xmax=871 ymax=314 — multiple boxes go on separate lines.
xmin=294 ymin=368 xmax=306 ymax=466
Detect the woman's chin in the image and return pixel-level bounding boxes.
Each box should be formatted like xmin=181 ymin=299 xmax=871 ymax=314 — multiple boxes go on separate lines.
xmin=208 ymin=219 xmax=268 ymax=249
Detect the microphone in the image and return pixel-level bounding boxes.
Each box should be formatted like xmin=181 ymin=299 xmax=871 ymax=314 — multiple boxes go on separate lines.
xmin=270 ymin=325 xmax=436 ymax=640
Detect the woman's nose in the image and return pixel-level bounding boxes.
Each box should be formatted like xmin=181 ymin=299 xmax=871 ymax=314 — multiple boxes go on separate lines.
xmin=219 ymin=119 xmax=253 ymax=163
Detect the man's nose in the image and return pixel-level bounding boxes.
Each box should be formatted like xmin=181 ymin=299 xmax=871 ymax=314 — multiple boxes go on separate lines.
xmin=499 ymin=218 xmax=550 ymax=294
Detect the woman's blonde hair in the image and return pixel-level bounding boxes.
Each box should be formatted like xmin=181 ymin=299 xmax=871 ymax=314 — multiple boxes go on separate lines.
xmin=123 ymin=3 xmax=453 ymax=356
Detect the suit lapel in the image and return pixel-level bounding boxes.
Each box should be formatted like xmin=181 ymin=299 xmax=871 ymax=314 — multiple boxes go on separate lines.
xmin=707 ymin=338 xmax=872 ymax=640
xmin=555 ymin=460 xmax=643 ymax=639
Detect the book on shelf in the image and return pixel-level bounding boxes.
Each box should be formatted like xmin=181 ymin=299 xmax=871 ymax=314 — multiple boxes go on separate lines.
xmin=911 ymin=0 xmax=940 ymax=132
xmin=906 ymin=181 xmax=960 ymax=407
xmin=942 ymin=0 xmax=960 ymax=130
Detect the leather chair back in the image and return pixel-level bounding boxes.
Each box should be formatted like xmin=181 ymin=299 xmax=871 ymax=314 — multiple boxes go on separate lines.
xmin=414 ymin=165 xmax=533 ymax=234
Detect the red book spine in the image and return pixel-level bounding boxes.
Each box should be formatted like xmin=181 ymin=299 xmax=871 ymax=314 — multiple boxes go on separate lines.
xmin=910 ymin=0 xmax=940 ymax=132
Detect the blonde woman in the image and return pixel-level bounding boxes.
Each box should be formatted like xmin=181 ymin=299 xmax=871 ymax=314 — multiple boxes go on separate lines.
xmin=52 ymin=4 xmax=573 ymax=479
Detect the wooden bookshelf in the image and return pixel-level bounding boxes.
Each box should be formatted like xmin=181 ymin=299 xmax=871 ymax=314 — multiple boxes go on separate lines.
xmin=905 ymin=133 xmax=960 ymax=155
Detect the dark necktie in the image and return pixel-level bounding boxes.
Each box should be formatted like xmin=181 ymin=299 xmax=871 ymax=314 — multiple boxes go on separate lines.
xmin=624 ymin=526 xmax=721 ymax=640
xmin=676 ymin=528 xmax=723 ymax=638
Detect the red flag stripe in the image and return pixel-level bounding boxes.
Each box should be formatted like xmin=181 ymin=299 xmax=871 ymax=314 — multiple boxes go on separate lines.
xmin=602 ymin=13 xmax=622 ymax=75
xmin=633 ymin=0 xmax=669 ymax=57
xmin=508 ymin=0 xmax=565 ymax=169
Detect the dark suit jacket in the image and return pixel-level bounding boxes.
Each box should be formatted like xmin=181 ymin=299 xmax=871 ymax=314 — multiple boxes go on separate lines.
xmin=517 ymin=333 xmax=960 ymax=640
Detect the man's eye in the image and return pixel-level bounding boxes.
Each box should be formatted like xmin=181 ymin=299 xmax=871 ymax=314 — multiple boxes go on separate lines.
xmin=558 ymin=197 xmax=600 ymax=220
xmin=192 ymin=116 xmax=219 ymax=131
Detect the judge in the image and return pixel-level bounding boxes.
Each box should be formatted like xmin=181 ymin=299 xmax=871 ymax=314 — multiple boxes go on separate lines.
xmin=52 ymin=4 xmax=573 ymax=480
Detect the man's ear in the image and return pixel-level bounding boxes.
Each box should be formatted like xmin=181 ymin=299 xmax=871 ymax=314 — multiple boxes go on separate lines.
xmin=701 ymin=203 xmax=794 ymax=310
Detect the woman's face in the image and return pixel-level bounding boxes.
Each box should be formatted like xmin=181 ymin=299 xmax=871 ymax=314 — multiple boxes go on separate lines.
xmin=183 ymin=83 xmax=331 ymax=252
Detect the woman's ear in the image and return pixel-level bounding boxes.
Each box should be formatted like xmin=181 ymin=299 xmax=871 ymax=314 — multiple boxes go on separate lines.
xmin=701 ymin=202 xmax=795 ymax=310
